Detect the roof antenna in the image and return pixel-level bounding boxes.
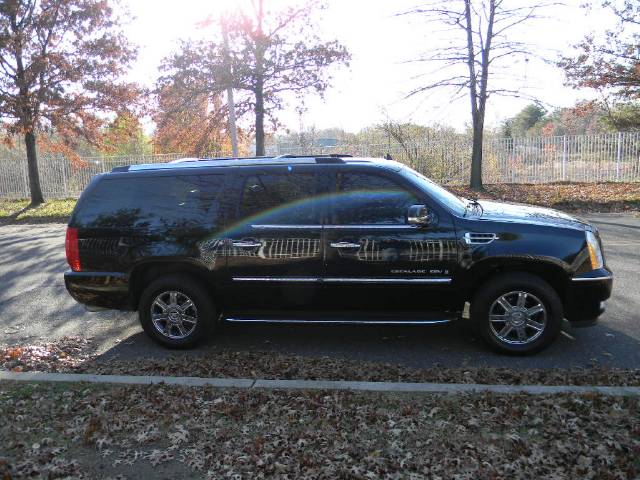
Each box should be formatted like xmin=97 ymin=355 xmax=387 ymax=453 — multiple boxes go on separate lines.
xmin=384 ymin=153 xmax=393 ymax=160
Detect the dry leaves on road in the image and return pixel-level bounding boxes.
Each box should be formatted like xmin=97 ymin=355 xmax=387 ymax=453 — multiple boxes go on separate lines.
xmin=0 ymin=337 xmax=94 ymax=373
xmin=2 ymin=337 xmax=640 ymax=387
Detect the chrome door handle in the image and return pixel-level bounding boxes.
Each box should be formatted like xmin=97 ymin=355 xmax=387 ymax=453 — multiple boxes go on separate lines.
xmin=330 ymin=241 xmax=361 ymax=249
xmin=232 ymin=240 xmax=262 ymax=248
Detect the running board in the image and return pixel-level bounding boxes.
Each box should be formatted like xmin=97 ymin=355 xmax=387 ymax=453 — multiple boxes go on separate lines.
xmin=222 ymin=317 xmax=453 ymax=326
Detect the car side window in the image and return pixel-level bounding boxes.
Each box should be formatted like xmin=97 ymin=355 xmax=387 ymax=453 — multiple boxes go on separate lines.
xmin=238 ymin=173 xmax=319 ymax=225
xmin=74 ymin=174 xmax=225 ymax=232
xmin=331 ymin=172 xmax=418 ymax=225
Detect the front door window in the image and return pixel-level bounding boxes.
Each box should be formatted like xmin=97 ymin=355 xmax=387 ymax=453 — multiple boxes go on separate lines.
xmin=331 ymin=172 xmax=418 ymax=225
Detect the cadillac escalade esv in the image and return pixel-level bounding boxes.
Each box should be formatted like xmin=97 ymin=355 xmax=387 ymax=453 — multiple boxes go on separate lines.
xmin=64 ymin=155 xmax=613 ymax=354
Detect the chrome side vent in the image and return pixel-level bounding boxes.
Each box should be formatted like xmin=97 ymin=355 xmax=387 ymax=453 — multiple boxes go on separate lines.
xmin=464 ymin=232 xmax=498 ymax=245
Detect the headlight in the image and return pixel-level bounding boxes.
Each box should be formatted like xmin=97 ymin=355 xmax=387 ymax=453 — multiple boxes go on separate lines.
xmin=586 ymin=231 xmax=603 ymax=270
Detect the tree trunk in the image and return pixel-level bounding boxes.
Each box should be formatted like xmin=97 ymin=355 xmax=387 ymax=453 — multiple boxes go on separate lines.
xmin=253 ymin=0 xmax=266 ymax=157
xmin=470 ymin=116 xmax=483 ymax=191
xmin=24 ymin=131 xmax=45 ymax=205
xmin=255 ymin=78 xmax=265 ymax=156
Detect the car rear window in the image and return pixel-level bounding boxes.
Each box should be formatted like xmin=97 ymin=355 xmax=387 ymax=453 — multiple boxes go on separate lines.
xmin=72 ymin=174 xmax=225 ymax=231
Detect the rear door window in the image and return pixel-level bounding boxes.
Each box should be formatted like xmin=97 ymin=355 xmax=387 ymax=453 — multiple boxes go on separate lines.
xmin=238 ymin=172 xmax=320 ymax=225
xmin=74 ymin=174 xmax=225 ymax=231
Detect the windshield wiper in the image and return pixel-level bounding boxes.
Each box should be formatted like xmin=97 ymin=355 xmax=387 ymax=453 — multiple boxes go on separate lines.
xmin=464 ymin=198 xmax=484 ymax=217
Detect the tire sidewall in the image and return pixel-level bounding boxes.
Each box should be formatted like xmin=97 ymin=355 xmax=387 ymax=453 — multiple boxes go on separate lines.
xmin=472 ymin=274 xmax=563 ymax=355
xmin=139 ymin=275 xmax=215 ymax=349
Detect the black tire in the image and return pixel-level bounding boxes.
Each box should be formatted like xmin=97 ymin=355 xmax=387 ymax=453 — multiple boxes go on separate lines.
xmin=471 ymin=272 xmax=563 ymax=355
xmin=138 ymin=274 xmax=215 ymax=349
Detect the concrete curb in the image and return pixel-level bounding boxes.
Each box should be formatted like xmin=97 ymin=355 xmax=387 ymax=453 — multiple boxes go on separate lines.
xmin=2 ymin=370 xmax=640 ymax=396
xmin=0 ymin=371 xmax=254 ymax=388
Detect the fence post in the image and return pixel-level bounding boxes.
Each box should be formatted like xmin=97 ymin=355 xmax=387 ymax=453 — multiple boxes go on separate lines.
xmin=562 ymin=135 xmax=567 ymax=182
xmin=616 ymin=131 xmax=623 ymax=181
xmin=61 ymin=156 xmax=69 ymax=198
xmin=21 ymin=157 xmax=29 ymax=198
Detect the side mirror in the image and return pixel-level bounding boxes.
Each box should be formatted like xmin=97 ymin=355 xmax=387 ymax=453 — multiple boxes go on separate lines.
xmin=407 ymin=204 xmax=432 ymax=227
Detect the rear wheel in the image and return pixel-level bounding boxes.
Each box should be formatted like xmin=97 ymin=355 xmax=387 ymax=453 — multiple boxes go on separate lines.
xmin=139 ymin=275 xmax=215 ymax=348
xmin=471 ymin=273 xmax=563 ymax=355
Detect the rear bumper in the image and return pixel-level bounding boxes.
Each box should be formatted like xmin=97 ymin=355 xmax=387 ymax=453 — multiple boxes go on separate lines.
xmin=64 ymin=271 xmax=133 ymax=311
xmin=565 ymin=269 xmax=613 ymax=325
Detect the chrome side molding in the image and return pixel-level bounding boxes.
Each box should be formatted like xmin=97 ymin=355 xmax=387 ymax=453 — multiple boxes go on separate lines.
xmin=223 ymin=317 xmax=453 ymax=325
xmin=251 ymin=224 xmax=322 ymax=229
xmin=232 ymin=276 xmax=320 ymax=282
xmin=324 ymin=224 xmax=419 ymax=230
xmin=322 ymin=277 xmax=452 ymax=284
xmin=232 ymin=276 xmax=452 ymax=284
xmin=571 ymin=275 xmax=613 ymax=282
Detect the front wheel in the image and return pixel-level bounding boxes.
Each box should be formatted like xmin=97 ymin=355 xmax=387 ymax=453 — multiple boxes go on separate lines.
xmin=138 ymin=275 xmax=215 ymax=348
xmin=471 ymin=273 xmax=563 ymax=355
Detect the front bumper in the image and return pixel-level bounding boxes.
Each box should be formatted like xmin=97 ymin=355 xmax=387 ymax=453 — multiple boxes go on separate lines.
xmin=565 ymin=268 xmax=613 ymax=325
xmin=64 ymin=271 xmax=133 ymax=311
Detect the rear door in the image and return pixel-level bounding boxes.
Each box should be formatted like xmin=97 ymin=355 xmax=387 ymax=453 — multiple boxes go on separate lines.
xmin=223 ymin=166 xmax=325 ymax=313
xmin=321 ymin=167 xmax=459 ymax=314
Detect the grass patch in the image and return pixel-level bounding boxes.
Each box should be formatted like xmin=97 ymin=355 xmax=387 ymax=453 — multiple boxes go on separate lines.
xmin=0 ymin=198 xmax=75 ymax=223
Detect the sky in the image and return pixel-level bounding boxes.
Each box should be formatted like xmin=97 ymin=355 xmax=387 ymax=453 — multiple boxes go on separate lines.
xmin=122 ymin=0 xmax=616 ymax=134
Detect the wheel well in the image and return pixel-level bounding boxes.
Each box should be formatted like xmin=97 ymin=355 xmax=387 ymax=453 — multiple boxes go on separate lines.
xmin=465 ymin=262 xmax=569 ymax=304
xmin=129 ymin=262 xmax=215 ymax=310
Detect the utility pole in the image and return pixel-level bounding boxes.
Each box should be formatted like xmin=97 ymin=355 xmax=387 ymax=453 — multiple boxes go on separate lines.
xmin=221 ymin=19 xmax=239 ymax=157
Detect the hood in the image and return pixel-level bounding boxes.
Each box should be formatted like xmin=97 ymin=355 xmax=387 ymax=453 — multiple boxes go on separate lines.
xmin=473 ymin=200 xmax=592 ymax=231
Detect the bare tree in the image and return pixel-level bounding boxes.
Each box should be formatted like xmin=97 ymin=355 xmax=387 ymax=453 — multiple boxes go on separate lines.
xmin=402 ymin=0 xmax=552 ymax=190
xmin=379 ymin=119 xmax=423 ymax=162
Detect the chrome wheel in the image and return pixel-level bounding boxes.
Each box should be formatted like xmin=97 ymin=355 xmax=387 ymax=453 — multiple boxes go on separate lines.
xmin=489 ymin=290 xmax=547 ymax=345
xmin=150 ymin=291 xmax=198 ymax=340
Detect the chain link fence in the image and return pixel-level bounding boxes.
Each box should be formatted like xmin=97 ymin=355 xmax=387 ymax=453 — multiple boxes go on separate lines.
xmin=1 ymin=132 xmax=640 ymax=199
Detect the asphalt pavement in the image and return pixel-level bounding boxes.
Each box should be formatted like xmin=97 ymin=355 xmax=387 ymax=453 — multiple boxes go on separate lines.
xmin=1 ymin=214 xmax=639 ymax=369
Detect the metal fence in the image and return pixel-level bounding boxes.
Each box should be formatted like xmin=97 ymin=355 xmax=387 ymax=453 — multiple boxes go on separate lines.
xmin=1 ymin=132 xmax=640 ymax=199
xmin=272 ymin=132 xmax=640 ymax=185
xmin=0 ymin=152 xmax=183 ymax=199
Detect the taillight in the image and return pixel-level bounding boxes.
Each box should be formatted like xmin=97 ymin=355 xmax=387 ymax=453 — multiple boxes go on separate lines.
xmin=65 ymin=227 xmax=81 ymax=272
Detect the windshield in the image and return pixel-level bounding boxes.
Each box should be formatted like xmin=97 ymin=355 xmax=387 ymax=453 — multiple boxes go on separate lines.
xmin=399 ymin=166 xmax=467 ymax=215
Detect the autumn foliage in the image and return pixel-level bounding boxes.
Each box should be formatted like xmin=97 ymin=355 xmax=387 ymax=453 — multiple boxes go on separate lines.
xmin=153 ymin=76 xmax=241 ymax=157
xmin=0 ymin=0 xmax=139 ymax=204
xmin=560 ymin=0 xmax=640 ymax=99
xmin=156 ymin=0 xmax=349 ymax=156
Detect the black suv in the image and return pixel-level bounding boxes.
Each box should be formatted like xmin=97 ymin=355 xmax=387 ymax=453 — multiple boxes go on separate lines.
xmin=64 ymin=155 xmax=612 ymax=354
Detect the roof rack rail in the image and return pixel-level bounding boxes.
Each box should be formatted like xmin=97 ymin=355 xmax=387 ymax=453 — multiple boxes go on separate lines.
xmin=314 ymin=157 xmax=345 ymax=164
xmin=273 ymin=154 xmax=352 ymax=159
xmin=205 ymin=155 xmax=272 ymax=161
xmin=191 ymin=156 xmax=272 ymax=162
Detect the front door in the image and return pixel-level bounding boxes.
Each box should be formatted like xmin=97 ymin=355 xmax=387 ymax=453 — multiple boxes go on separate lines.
xmin=223 ymin=166 xmax=325 ymax=314
xmin=322 ymin=168 xmax=459 ymax=314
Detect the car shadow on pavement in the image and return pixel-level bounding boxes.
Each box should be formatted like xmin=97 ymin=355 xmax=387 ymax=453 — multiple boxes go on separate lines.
xmin=89 ymin=318 xmax=640 ymax=371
